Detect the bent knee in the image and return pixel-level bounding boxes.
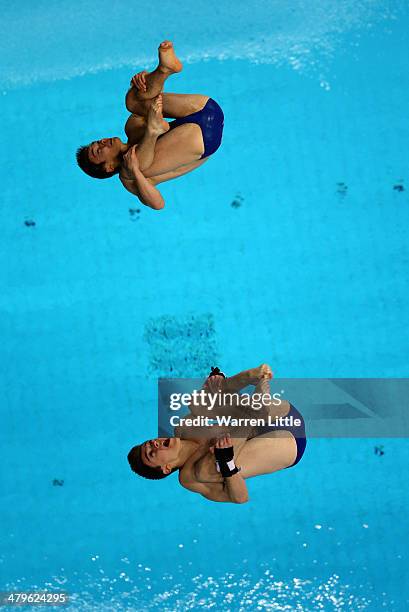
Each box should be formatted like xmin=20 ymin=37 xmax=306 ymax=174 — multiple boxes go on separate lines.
xmin=234 ymin=494 xmax=249 ymax=504
xmin=190 ymin=95 xmax=210 ymax=113
xmin=125 ymin=90 xmax=151 ymax=116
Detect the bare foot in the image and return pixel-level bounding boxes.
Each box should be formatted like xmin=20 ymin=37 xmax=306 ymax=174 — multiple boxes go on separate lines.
xmin=147 ymin=94 xmax=169 ymax=136
xmin=248 ymin=364 xmax=273 ymax=385
xmin=158 ymin=40 xmax=183 ymax=74
xmin=203 ymin=374 xmax=224 ymax=393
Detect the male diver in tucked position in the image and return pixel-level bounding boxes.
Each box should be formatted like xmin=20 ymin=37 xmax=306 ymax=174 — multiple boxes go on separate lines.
xmin=76 ymin=41 xmax=224 ymax=209
xmin=127 ymin=365 xmax=307 ymax=504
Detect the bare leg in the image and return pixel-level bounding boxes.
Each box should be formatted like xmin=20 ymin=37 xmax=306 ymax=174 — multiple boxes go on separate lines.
xmin=237 ymin=432 xmax=297 ymax=478
xmin=162 ymin=93 xmax=209 ymax=118
xmin=126 ymin=41 xmax=182 ymax=112
xmin=134 ymin=95 xmax=169 ymax=172
xmin=124 ymin=114 xmax=146 ymax=143
xmin=223 ymin=364 xmax=272 ymax=394
xmin=124 ymin=99 xmax=207 ymax=177
xmin=150 ymin=158 xmax=208 ymax=186
xmin=252 ymin=376 xmax=291 ymax=420
xmin=140 ymin=93 xmax=209 ymax=119
xmin=226 ymin=375 xmax=277 ymax=457
xmin=142 ymin=123 xmax=204 ymax=177
xmin=129 ymin=93 xmax=209 ymax=120
xmin=125 ymin=93 xmax=210 ymax=147
xmin=221 ymin=375 xmax=294 ymax=472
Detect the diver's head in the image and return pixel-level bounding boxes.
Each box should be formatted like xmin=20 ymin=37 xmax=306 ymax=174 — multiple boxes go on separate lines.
xmin=76 ymin=137 xmax=125 ymax=179
xmin=127 ymin=437 xmax=181 ymax=480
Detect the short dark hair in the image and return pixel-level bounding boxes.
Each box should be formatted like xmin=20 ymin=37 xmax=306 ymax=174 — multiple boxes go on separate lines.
xmin=76 ymin=145 xmax=119 ymax=179
xmin=127 ymin=445 xmax=178 ymax=480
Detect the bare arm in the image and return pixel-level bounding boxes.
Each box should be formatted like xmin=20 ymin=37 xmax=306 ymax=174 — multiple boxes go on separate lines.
xmin=179 ymin=438 xmax=249 ymax=504
xmin=120 ymin=146 xmax=165 ymax=210
xmin=181 ymin=474 xmax=248 ymax=504
xmin=149 ymin=158 xmax=208 ymax=185
xmin=120 ymin=172 xmax=164 ymax=210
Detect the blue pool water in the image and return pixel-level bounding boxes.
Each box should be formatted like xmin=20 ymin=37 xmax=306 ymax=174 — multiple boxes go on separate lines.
xmin=1 ymin=1 xmax=409 ymax=609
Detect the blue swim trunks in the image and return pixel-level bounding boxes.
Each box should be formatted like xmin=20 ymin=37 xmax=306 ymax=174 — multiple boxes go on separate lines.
xmin=168 ymin=98 xmax=224 ymax=159
xmin=283 ymin=404 xmax=307 ymax=468
xmin=257 ymin=404 xmax=307 ymax=468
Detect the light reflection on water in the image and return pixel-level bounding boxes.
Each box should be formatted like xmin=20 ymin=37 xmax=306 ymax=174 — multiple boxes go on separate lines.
xmin=6 ymin=566 xmax=378 ymax=611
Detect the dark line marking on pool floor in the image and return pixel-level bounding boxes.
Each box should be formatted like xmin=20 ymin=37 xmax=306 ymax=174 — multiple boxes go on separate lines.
xmin=336 ymin=182 xmax=348 ymax=197
xmin=231 ymin=194 xmax=244 ymax=208
xmin=129 ymin=208 xmax=141 ymax=221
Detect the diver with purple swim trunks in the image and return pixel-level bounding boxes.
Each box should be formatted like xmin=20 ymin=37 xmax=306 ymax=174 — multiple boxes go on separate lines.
xmin=76 ymin=41 xmax=224 ymax=210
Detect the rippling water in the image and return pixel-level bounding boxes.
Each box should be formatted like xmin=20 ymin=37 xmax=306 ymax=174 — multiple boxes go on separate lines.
xmin=5 ymin=567 xmax=379 ymax=610
xmin=0 ymin=0 xmax=403 ymax=89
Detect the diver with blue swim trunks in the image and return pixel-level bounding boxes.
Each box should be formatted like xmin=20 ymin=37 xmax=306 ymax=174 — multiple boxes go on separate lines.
xmin=76 ymin=41 xmax=224 ymax=210
xmin=127 ymin=364 xmax=307 ymax=504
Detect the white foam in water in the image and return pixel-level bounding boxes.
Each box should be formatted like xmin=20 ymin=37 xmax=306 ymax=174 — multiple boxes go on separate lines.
xmin=0 ymin=0 xmax=401 ymax=89
xmin=7 ymin=570 xmax=391 ymax=612
xmin=5 ymin=568 xmax=380 ymax=610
